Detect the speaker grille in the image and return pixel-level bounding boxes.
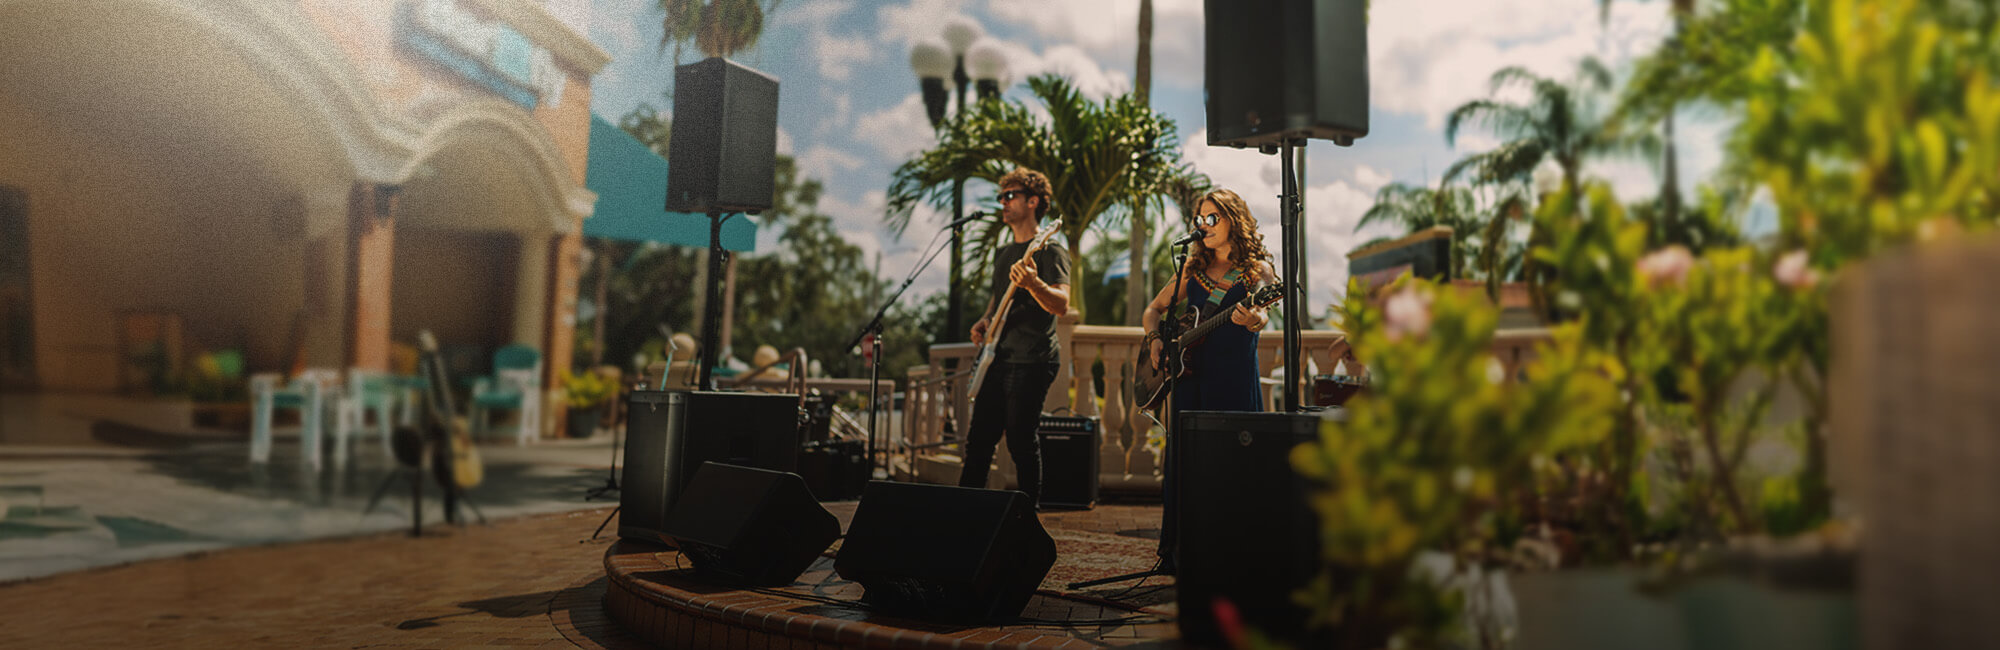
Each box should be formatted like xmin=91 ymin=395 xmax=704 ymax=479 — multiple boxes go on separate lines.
xmin=666 ymin=57 xmax=779 ymax=213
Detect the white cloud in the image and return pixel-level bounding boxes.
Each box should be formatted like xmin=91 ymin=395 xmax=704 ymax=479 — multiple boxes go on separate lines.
xmin=853 ymin=93 xmax=937 ymax=161
xmin=811 ymin=30 xmax=875 ymax=81
xmin=776 ymin=127 xmax=795 ymax=156
xmin=1352 ymin=164 xmax=1392 ymax=193
xmin=1370 ymin=0 xmax=1673 ymax=129
xmin=1181 ymin=129 xmax=1397 ymax=320
xmin=982 ymin=0 xmax=1205 ymax=90
xmin=976 ymin=40 xmax=1130 ymax=100
xmin=590 ymin=0 xmax=652 ymax=53
xmin=875 ymin=0 xmax=976 ymax=49
xmin=796 ymin=144 xmax=866 ymax=182
xmin=772 ymin=0 xmax=856 ymax=26
xmin=817 ymin=189 xmax=952 ymax=298
xmin=814 ymin=92 xmax=856 ymax=139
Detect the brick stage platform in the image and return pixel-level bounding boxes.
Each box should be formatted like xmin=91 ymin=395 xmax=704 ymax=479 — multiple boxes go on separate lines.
xmin=597 ymin=503 xmax=1184 ymax=648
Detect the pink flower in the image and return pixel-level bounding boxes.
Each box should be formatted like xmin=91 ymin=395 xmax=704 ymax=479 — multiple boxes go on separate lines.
xmin=1210 ymin=596 xmax=1249 ymax=649
xmin=1774 ymin=250 xmax=1820 ymax=290
xmin=1384 ymin=288 xmax=1433 ymax=342
xmin=1637 ymin=245 xmax=1694 ymax=288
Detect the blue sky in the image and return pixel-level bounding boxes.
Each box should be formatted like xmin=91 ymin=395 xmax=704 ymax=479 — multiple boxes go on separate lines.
xmin=583 ymin=0 xmax=1714 ymax=319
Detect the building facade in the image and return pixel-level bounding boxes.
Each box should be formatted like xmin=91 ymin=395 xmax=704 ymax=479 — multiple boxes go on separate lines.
xmin=0 ymin=0 xmax=608 ymax=413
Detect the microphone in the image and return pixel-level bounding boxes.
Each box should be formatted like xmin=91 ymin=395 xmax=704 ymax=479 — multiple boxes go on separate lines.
xmin=1172 ymin=228 xmax=1208 ymax=246
xmin=944 ymin=210 xmax=990 ymax=229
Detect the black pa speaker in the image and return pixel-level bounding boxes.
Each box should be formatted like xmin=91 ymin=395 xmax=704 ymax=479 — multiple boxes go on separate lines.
xmin=1205 ymin=0 xmax=1368 ymax=148
xmin=618 ymin=390 xmax=802 ymax=544
xmin=834 ymin=482 xmax=1056 ymax=622
xmin=1037 ymin=415 xmax=1100 ymax=509
xmin=1175 ymin=410 xmax=1332 ymax=646
xmin=660 ymin=462 xmax=840 ymax=586
xmin=666 ymin=57 xmax=779 ymax=213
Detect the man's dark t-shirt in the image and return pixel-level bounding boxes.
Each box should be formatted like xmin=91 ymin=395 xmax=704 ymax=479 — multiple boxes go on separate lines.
xmin=986 ymin=238 xmax=1071 ymax=364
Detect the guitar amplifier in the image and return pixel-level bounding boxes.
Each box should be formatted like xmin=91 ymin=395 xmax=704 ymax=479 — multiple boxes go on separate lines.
xmin=1037 ymin=415 xmax=1100 ymax=509
xmin=796 ymin=438 xmax=867 ymax=501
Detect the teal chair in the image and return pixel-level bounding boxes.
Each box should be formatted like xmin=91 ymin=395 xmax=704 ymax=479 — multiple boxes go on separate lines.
xmin=339 ymin=368 xmax=401 ymax=463
xmin=470 ymin=344 xmax=542 ymax=446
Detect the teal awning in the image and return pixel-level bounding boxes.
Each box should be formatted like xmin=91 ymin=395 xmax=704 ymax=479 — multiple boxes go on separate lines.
xmin=583 ymin=113 xmax=757 ymax=252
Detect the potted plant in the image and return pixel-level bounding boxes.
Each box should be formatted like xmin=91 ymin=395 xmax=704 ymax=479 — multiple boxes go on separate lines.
xmin=560 ymin=369 xmax=614 ymax=438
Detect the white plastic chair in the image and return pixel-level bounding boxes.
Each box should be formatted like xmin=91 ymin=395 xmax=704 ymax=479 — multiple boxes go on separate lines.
xmin=249 ymin=368 xmax=341 ymax=470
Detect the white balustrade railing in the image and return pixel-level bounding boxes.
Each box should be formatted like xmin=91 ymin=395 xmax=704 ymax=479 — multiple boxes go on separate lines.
xmin=893 ymin=313 xmax=1546 ymax=494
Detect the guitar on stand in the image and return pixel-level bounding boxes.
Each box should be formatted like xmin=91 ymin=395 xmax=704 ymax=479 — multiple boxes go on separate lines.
xmin=1133 ymin=281 xmax=1289 ymax=414
xmin=965 ymin=222 xmax=1063 ymax=400
xmin=366 ymin=330 xmax=486 ymax=534
xmin=415 ymin=331 xmax=484 ymax=526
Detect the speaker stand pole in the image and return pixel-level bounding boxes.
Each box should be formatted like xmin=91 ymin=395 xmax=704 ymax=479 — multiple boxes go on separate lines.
xmin=1279 ymin=138 xmax=1306 ymax=412
xmin=698 ymin=212 xmax=735 ymax=392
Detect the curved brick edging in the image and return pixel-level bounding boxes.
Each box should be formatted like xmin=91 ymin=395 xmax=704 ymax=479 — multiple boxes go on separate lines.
xmin=600 ymin=541 xmax=1169 ymax=648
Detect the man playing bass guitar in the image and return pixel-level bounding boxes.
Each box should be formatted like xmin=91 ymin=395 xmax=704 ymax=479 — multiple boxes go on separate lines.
xmin=961 ymin=167 xmax=1070 ymax=510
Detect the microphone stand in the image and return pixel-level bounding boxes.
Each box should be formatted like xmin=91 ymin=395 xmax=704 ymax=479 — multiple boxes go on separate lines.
xmin=1068 ymin=230 xmax=1200 ymax=589
xmin=845 ymin=224 xmax=962 ymax=480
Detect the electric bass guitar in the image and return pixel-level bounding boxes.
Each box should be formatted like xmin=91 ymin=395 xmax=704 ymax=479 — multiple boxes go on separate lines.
xmin=1132 ymin=281 xmax=1289 ymax=413
xmin=966 ymin=223 xmax=1063 ymax=400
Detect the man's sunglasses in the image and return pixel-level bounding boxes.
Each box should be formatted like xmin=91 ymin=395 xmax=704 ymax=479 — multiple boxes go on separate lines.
xmin=1192 ymin=213 xmax=1222 ymax=227
xmin=998 ymin=190 xmax=1037 ymax=202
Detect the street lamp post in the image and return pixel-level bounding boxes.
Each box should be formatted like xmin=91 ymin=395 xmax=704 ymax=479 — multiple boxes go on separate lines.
xmin=911 ymin=19 xmax=1007 ymax=344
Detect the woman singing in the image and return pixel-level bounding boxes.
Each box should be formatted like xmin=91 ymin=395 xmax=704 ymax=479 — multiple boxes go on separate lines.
xmin=1140 ymin=188 xmax=1275 ymax=413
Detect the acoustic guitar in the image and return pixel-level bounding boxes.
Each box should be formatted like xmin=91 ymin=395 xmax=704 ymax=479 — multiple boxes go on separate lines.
xmin=416 ymin=330 xmax=483 ymax=489
xmin=1132 ymin=281 xmax=1289 ymax=413
xmin=965 ymin=222 xmax=1063 ymax=400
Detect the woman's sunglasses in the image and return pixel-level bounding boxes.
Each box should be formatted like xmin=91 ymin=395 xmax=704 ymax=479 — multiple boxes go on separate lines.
xmin=1192 ymin=213 xmax=1222 ymax=227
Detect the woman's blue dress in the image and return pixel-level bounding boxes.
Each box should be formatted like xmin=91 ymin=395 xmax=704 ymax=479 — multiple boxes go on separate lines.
xmin=1169 ymin=269 xmax=1264 ymax=413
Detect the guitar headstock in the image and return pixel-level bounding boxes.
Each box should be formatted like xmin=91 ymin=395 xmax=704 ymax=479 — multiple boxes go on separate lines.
xmin=417 ymin=330 xmax=440 ymax=353
xmin=1249 ymin=281 xmax=1289 ymax=309
xmin=1026 ymin=222 xmax=1062 ymax=254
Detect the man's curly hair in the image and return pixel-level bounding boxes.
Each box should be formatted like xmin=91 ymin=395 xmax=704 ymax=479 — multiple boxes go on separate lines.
xmin=997 ymin=167 xmax=1052 ymax=221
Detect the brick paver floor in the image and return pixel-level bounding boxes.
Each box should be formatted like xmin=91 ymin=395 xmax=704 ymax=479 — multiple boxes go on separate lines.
xmin=0 ymin=507 xmax=624 ymax=649
xmin=0 ymin=503 xmax=1175 ymax=649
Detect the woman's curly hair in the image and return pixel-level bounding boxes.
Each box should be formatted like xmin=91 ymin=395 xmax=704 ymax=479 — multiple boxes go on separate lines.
xmin=1188 ymin=188 xmax=1272 ymax=284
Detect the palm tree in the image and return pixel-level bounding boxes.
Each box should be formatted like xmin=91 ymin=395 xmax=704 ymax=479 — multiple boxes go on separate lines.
xmin=1353 ymin=182 xmax=1481 ymax=277
xmin=1444 ymin=57 xmax=1658 ymax=319
xmin=1444 ymin=58 xmax=1656 ymax=194
xmin=659 ymin=0 xmax=781 ymax=62
xmin=1604 ymin=0 xmax=1807 ymax=247
xmin=886 ymin=75 xmax=1199 ymax=324
xmin=1125 ymin=0 xmax=1156 ymax=326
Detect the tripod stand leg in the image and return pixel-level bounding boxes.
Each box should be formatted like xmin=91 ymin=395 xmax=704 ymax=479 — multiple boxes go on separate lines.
xmin=1066 ymin=567 xmax=1170 ymax=590
xmin=455 ymin=491 xmax=487 ymax=525
xmin=363 ymin=467 xmax=404 ymax=516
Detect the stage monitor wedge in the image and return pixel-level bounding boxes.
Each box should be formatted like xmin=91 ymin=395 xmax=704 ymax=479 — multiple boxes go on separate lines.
xmin=666 ymin=57 xmax=778 ymax=214
xmin=1205 ymin=0 xmax=1369 ymax=148
xmin=834 ymin=481 xmax=1055 ymax=623
xmin=661 ymin=462 xmax=839 ymax=586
